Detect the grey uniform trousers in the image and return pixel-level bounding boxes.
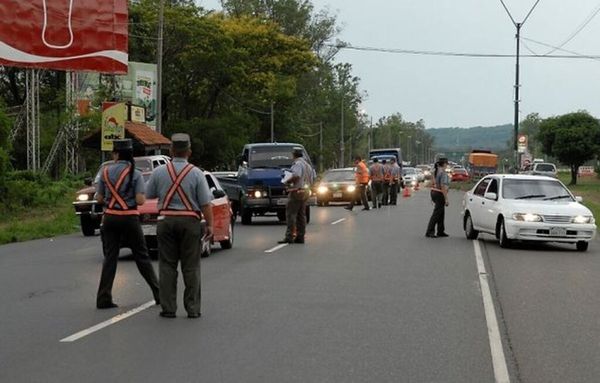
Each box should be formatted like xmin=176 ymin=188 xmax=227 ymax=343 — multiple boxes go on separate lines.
xmin=157 ymin=216 xmax=203 ymax=316
xmin=285 ymin=191 xmax=309 ymax=240
xmin=97 ymin=214 xmax=160 ymax=307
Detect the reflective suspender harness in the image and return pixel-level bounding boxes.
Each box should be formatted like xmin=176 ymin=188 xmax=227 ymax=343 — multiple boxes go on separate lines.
xmin=104 ymin=165 xmax=140 ymax=216
xmin=160 ymin=162 xmax=200 ymax=219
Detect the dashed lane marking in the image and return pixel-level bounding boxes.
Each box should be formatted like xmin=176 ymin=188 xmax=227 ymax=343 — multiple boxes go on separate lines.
xmin=265 ymin=243 xmax=288 ymax=253
xmin=331 ymin=218 xmax=346 ymax=225
xmin=473 ymin=239 xmax=511 ymax=383
xmin=60 ymin=300 xmax=156 ymax=343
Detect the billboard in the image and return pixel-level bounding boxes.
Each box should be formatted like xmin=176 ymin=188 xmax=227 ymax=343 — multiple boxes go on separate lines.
xmin=101 ymin=102 xmax=126 ymax=151
xmin=0 ymin=0 xmax=128 ymax=74
xmin=517 ymin=134 xmax=528 ymax=154
xmin=77 ymin=62 xmax=157 ymax=128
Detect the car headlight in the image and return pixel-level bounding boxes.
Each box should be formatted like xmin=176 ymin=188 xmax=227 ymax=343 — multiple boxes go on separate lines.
xmin=572 ymin=215 xmax=594 ymax=224
xmin=512 ymin=213 xmax=543 ymax=222
xmin=77 ymin=194 xmax=90 ymax=202
xmin=347 ymin=185 xmax=356 ymax=193
xmin=317 ymin=185 xmax=328 ymax=194
xmin=249 ymin=189 xmax=267 ymax=198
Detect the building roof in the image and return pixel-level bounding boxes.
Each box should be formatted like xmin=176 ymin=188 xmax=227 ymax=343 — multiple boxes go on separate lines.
xmin=81 ymin=122 xmax=171 ymax=153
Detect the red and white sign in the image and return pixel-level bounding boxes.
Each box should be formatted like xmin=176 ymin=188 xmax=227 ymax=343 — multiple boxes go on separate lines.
xmin=517 ymin=134 xmax=528 ymax=153
xmin=0 ymin=0 xmax=128 ymax=74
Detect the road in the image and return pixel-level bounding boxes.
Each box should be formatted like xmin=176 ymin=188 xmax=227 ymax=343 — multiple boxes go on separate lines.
xmin=1 ymin=187 xmax=599 ymax=383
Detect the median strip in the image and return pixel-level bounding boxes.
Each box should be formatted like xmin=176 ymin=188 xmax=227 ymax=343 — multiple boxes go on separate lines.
xmin=60 ymin=301 xmax=156 ymax=343
xmin=473 ymin=240 xmax=510 ymax=383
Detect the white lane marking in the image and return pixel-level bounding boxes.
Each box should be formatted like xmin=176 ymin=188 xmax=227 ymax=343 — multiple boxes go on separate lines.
xmin=265 ymin=243 xmax=288 ymax=253
xmin=331 ymin=218 xmax=346 ymax=225
xmin=60 ymin=301 xmax=155 ymax=343
xmin=473 ymin=240 xmax=511 ymax=383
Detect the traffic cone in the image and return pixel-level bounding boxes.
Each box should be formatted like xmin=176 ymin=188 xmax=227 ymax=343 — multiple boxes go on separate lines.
xmin=403 ymin=186 xmax=411 ymax=198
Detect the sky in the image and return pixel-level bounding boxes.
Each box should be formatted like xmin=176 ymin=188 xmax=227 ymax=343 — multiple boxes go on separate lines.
xmin=199 ymin=0 xmax=600 ymax=128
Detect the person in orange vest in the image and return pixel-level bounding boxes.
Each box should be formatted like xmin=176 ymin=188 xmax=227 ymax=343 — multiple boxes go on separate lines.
xmin=345 ymin=155 xmax=370 ymax=211
xmin=95 ymin=139 xmax=160 ymax=309
xmin=369 ymin=158 xmax=384 ymax=209
xmin=426 ymin=157 xmax=450 ymax=238
xmin=382 ymin=159 xmax=393 ymax=205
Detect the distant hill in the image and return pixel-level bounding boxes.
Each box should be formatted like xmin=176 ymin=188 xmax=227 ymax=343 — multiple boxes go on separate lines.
xmin=428 ymin=124 xmax=512 ymax=152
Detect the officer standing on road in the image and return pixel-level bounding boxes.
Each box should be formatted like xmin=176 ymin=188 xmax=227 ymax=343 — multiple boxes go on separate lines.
xmin=382 ymin=159 xmax=392 ymax=205
xmin=146 ymin=134 xmax=214 ymax=318
xmin=345 ymin=155 xmax=370 ymax=211
xmin=95 ymin=139 xmax=160 ymax=309
xmin=426 ymin=157 xmax=450 ymax=238
xmin=279 ymin=149 xmax=315 ymax=244
xmin=369 ymin=158 xmax=384 ymax=209
xmin=389 ymin=158 xmax=401 ymax=205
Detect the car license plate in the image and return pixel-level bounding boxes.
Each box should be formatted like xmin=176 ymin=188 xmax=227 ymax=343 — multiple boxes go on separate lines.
xmin=333 ymin=192 xmax=343 ymax=198
xmin=142 ymin=224 xmax=156 ymax=236
xmin=277 ymin=198 xmax=288 ymax=205
xmin=550 ymin=227 xmax=567 ymax=237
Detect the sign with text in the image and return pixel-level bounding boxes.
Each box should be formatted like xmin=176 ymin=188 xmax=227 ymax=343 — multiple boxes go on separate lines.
xmin=101 ymin=102 xmax=126 ymax=151
xmin=517 ymin=134 xmax=528 ymax=153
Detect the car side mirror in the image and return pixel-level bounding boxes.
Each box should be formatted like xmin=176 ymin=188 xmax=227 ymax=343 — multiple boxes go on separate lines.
xmin=84 ymin=177 xmax=93 ymax=186
xmin=213 ymin=189 xmax=226 ymax=199
xmin=575 ymin=196 xmax=583 ymax=203
xmin=484 ymin=192 xmax=497 ymax=200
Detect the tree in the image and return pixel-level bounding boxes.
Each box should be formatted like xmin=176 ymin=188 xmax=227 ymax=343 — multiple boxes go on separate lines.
xmin=538 ymin=112 xmax=600 ymax=185
xmin=0 ymin=102 xmax=11 ymax=191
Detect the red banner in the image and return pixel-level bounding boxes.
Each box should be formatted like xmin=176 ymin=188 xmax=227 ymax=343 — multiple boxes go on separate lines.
xmin=0 ymin=0 xmax=128 ymax=74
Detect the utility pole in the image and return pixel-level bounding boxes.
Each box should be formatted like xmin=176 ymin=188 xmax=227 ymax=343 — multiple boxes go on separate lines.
xmin=319 ymin=121 xmax=323 ymax=173
xmin=499 ymin=0 xmax=540 ymax=170
xmin=340 ymin=95 xmax=345 ymax=167
xmin=270 ymin=101 xmax=275 ymax=143
xmin=156 ymin=0 xmax=165 ymax=134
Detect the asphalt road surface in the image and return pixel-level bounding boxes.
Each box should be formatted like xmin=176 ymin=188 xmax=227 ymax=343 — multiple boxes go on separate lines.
xmin=1 ymin=187 xmax=599 ymax=383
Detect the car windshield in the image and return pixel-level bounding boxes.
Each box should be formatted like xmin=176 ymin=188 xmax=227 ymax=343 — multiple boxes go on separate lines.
xmin=402 ymin=168 xmax=416 ymax=175
xmin=322 ymin=171 xmax=354 ymax=182
xmin=502 ymin=179 xmax=573 ymax=201
xmin=249 ymin=146 xmax=301 ymax=168
xmin=535 ymin=164 xmax=555 ymax=172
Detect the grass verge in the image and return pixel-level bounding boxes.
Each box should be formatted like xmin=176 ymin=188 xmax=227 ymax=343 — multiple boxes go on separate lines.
xmin=0 ymin=194 xmax=79 ymax=245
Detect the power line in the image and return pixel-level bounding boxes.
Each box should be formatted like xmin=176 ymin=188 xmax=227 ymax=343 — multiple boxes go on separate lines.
xmin=522 ymin=36 xmax=600 ymax=62
xmin=221 ymin=91 xmax=271 ymax=115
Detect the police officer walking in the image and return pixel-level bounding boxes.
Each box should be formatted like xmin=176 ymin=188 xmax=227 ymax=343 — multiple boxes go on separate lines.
xmin=95 ymin=139 xmax=160 ymax=309
xmin=369 ymin=158 xmax=384 ymax=209
xmin=382 ymin=159 xmax=392 ymax=205
xmin=389 ymin=158 xmax=401 ymax=205
xmin=426 ymin=157 xmax=450 ymax=238
xmin=279 ymin=149 xmax=315 ymax=244
xmin=146 ymin=134 xmax=214 ymax=318
xmin=345 ymin=155 xmax=370 ymax=211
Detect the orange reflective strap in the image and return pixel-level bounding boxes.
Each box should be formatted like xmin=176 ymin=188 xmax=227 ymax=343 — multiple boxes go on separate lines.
xmin=103 ymin=165 xmax=132 ymax=211
xmin=105 ymin=209 xmax=140 ymax=216
xmin=160 ymin=162 xmax=199 ymax=219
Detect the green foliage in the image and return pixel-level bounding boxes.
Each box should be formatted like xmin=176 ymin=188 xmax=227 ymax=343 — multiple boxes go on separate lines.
xmin=0 ymin=103 xmax=12 ymax=188
xmin=538 ymin=112 xmax=600 ymax=185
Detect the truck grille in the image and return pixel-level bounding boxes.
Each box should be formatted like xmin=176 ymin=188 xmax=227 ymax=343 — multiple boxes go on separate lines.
xmin=269 ymin=187 xmax=287 ymax=198
xmin=543 ymin=215 xmax=572 ymax=224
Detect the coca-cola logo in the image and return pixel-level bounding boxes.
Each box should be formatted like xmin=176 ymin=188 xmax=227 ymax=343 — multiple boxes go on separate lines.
xmin=0 ymin=0 xmax=128 ymax=74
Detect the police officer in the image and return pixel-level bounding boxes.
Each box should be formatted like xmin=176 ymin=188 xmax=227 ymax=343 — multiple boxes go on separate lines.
xmin=95 ymin=139 xmax=160 ymax=309
xmin=426 ymin=157 xmax=450 ymax=238
xmin=382 ymin=159 xmax=392 ymax=205
xmin=369 ymin=158 xmax=384 ymax=209
xmin=345 ymin=155 xmax=370 ymax=211
xmin=389 ymin=158 xmax=401 ymax=205
xmin=146 ymin=134 xmax=214 ymax=318
xmin=279 ymin=149 xmax=314 ymax=244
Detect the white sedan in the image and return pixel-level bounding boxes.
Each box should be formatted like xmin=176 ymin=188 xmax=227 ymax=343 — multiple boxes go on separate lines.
xmin=462 ymin=174 xmax=596 ymax=251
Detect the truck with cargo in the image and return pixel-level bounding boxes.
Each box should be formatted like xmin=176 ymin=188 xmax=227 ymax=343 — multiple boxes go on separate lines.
xmin=467 ymin=150 xmax=498 ymax=178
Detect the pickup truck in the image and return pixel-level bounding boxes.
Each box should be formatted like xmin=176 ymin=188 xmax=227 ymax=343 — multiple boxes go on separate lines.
xmin=215 ymin=143 xmax=316 ymax=225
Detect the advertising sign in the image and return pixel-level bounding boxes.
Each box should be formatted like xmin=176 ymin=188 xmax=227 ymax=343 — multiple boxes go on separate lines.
xmin=101 ymin=102 xmax=126 ymax=151
xmin=0 ymin=0 xmax=128 ymax=73
xmin=517 ymin=134 xmax=528 ymax=154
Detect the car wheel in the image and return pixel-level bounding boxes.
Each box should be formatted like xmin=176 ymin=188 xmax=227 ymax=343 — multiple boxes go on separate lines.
xmin=464 ymin=213 xmax=479 ymax=240
xmin=576 ymin=241 xmax=589 ymax=252
xmin=277 ymin=210 xmax=287 ymax=222
xmin=498 ymin=218 xmax=511 ymax=248
xmin=80 ymin=215 xmax=96 ymax=236
xmin=241 ymin=207 xmax=252 ymax=225
xmin=220 ymin=220 xmax=234 ymax=249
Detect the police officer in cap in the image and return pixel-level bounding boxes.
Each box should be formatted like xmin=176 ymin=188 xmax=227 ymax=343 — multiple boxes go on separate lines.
xmin=146 ymin=133 xmax=213 ymax=318
xmin=278 ymin=148 xmax=314 ymax=244
xmin=95 ymin=139 xmax=160 ymax=309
